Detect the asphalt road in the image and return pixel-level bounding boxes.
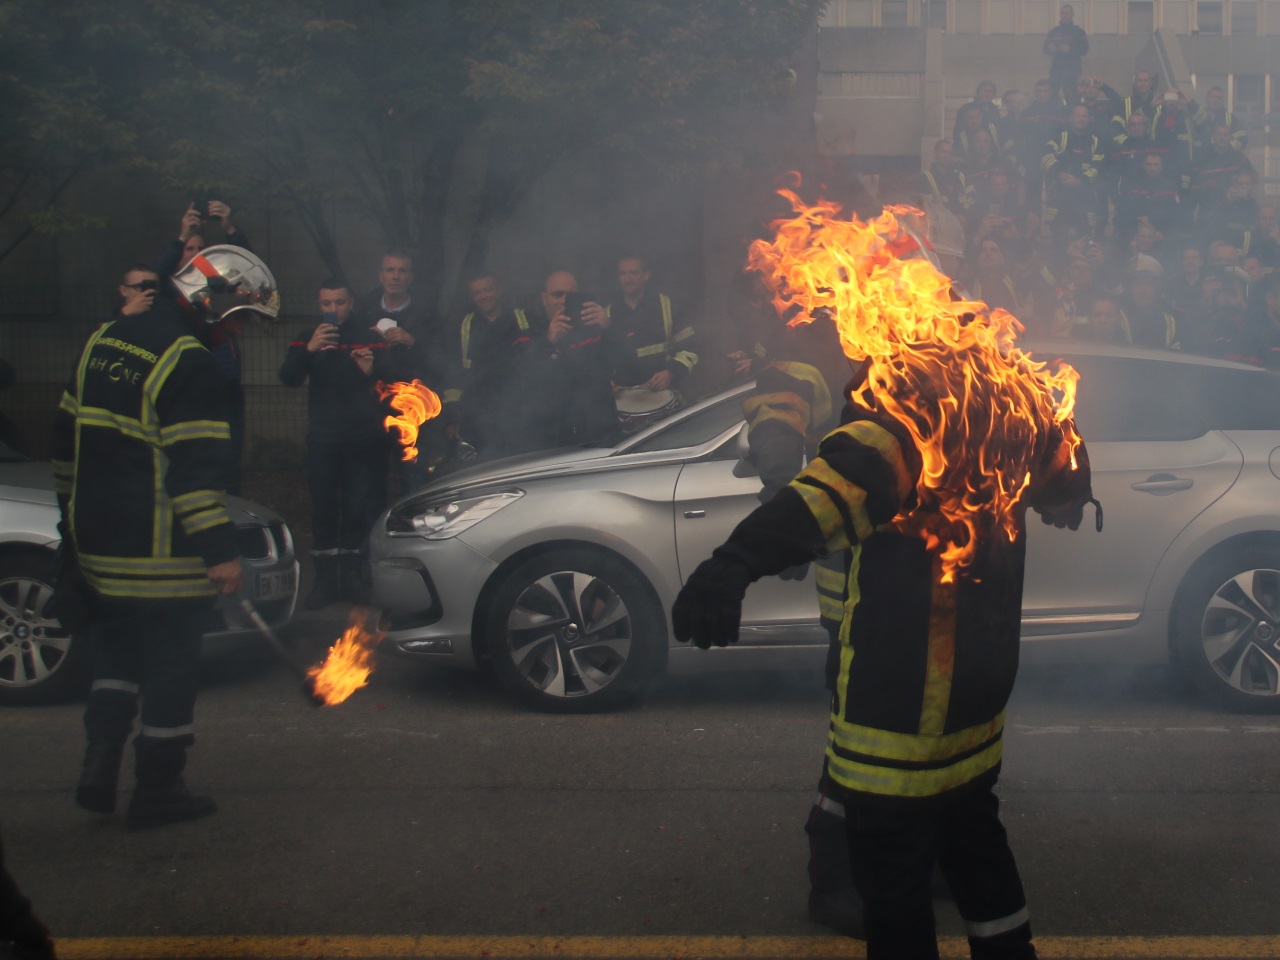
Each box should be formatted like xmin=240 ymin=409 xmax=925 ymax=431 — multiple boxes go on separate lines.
xmin=2 ymin=610 xmax=1279 ymax=960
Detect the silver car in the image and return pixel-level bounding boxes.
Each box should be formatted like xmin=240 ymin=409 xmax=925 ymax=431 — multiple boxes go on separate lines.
xmin=370 ymin=342 xmax=1280 ymax=714
xmin=0 ymin=445 xmax=300 ymax=705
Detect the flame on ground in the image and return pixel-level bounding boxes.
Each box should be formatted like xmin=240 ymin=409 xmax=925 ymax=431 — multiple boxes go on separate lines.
xmin=378 ymin=380 xmax=442 ymax=462
xmin=747 ymin=188 xmax=1082 ymax=582
xmin=306 ymin=607 xmax=386 ymax=706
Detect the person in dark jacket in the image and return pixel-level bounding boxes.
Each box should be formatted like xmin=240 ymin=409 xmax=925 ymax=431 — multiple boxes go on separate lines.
xmin=158 ymin=202 xmax=255 ymax=495
xmin=54 ymin=245 xmax=278 ymax=830
xmin=279 ymin=279 xmax=415 ymax=608
xmin=673 ymin=202 xmax=1097 ymax=959
xmin=1043 ymin=4 xmax=1088 ymax=101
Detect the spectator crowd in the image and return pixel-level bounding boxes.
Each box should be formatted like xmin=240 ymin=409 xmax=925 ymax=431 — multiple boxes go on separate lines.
xmin=920 ymin=4 xmax=1280 ymax=368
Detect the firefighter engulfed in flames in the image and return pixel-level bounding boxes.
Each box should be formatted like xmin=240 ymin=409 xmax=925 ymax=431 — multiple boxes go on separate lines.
xmin=673 ymin=192 xmax=1098 ymax=959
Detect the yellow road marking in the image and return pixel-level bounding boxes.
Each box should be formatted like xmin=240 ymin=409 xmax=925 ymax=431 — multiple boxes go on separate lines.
xmin=52 ymin=935 xmax=1280 ymax=959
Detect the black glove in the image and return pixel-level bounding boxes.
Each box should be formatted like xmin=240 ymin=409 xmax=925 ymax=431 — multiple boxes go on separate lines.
xmin=778 ymin=562 xmax=810 ymax=581
xmin=1040 ymin=495 xmax=1103 ymax=532
xmin=671 ymin=555 xmax=755 ymax=650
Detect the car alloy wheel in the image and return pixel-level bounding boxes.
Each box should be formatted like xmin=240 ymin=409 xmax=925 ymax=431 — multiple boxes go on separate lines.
xmin=0 ymin=549 xmax=86 ymax=705
xmin=488 ymin=549 xmax=662 ymax=712
xmin=1173 ymin=547 xmax=1280 ymax=713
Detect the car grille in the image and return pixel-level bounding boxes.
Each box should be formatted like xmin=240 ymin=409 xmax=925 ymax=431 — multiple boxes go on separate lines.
xmin=237 ymin=526 xmax=272 ymax=561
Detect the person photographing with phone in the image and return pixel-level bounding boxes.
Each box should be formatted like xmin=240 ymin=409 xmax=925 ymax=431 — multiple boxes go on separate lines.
xmin=279 ymin=279 xmax=416 ymax=608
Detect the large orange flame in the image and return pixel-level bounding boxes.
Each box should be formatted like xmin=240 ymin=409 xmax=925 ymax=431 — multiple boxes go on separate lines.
xmin=747 ymin=189 xmax=1081 ymax=582
xmin=306 ymin=607 xmax=386 ymax=706
xmin=378 ymin=380 xmax=442 ymax=462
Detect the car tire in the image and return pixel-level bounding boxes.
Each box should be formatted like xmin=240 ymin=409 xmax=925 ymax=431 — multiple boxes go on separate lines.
xmin=487 ymin=549 xmax=663 ymax=713
xmin=0 ymin=549 xmax=91 ymax=706
xmin=1170 ymin=546 xmax=1280 ymax=713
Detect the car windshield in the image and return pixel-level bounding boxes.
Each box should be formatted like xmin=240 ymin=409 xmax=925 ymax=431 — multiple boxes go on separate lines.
xmin=622 ymin=390 xmax=747 ymax=453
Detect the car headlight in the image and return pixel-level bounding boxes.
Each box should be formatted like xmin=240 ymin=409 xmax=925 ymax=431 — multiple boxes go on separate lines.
xmin=386 ymin=489 xmax=523 ymax=539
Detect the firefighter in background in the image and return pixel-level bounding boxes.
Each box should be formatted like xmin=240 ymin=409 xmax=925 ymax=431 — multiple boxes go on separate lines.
xmin=737 ymin=305 xmax=866 ymax=935
xmin=53 ymin=246 xmax=279 ymax=830
xmin=674 ymin=200 xmax=1098 ymax=957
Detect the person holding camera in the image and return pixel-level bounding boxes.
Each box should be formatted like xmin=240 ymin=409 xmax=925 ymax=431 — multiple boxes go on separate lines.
xmin=115 ymin=264 xmax=161 ymax=318
xmin=156 ymin=199 xmax=255 ymax=495
xmin=531 ymin=270 xmax=620 ymax=450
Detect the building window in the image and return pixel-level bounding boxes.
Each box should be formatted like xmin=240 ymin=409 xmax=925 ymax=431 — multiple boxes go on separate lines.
xmin=926 ymin=0 xmax=948 ymax=28
xmin=1231 ymin=0 xmax=1259 ymax=32
xmin=1235 ymin=74 xmax=1265 ymax=114
xmin=1197 ymin=0 xmax=1224 ymax=31
xmin=1129 ymin=0 xmax=1156 ymax=32
xmin=955 ymin=0 xmax=982 ymax=31
xmin=882 ymin=0 xmax=910 ymax=25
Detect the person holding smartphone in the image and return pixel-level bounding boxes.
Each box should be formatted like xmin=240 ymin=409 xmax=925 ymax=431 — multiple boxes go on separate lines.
xmin=116 ymin=264 xmax=160 ymax=318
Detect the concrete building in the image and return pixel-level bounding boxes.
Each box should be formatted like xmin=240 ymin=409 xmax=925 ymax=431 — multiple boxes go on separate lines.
xmin=817 ymin=0 xmax=1280 ymax=188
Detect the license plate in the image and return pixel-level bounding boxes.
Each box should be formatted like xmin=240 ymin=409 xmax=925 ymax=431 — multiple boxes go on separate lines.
xmin=254 ymin=569 xmax=296 ymax=601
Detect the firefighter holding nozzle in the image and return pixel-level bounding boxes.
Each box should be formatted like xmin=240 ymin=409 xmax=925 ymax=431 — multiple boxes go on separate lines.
xmin=673 ymin=199 xmax=1099 ymax=960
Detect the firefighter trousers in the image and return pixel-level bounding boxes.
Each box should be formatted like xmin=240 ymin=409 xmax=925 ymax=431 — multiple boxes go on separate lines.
xmin=844 ymin=774 xmax=1036 ymax=960
xmin=82 ymin=597 xmax=212 ymax=786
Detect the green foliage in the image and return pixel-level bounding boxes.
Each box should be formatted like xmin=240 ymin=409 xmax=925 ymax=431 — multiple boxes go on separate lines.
xmin=2 ymin=0 xmax=825 ymax=288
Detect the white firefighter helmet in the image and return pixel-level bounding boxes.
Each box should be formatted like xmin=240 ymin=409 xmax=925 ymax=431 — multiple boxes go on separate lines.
xmin=172 ymin=244 xmax=280 ymax=323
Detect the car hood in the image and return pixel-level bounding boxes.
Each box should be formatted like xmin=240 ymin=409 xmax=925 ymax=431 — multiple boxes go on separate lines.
xmin=411 ymin=445 xmax=619 ymax=500
xmin=0 ymin=460 xmax=284 ymax=526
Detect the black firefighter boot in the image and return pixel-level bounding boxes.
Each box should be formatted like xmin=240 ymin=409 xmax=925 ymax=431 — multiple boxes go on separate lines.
xmin=304 ymin=554 xmax=342 ymax=610
xmin=75 ymin=741 xmax=125 ymax=814
xmin=805 ymin=798 xmax=865 ymax=938
xmin=126 ymin=744 xmax=216 ymax=830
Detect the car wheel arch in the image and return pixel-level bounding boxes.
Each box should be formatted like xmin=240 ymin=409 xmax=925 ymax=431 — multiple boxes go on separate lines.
xmin=1168 ymin=530 xmax=1280 ymax=712
xmin=470 ymin=539 xmax=669 ymax=675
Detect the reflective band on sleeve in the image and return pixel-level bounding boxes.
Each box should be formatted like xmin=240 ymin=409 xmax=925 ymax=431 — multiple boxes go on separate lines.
xmin=91 ymin=679 xmax=140 ymax=695
xmin=817 ymin=794 xmax=845 ymax=816
xmin=965 ymin=905 xmax=1030 ymax=938
xmin=139 ymin=724 xmax=195 ymax=739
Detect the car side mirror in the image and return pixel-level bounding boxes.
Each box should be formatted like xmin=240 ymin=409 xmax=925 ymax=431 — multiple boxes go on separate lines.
xmin=732 ymin=423 xmax=758 ymax=478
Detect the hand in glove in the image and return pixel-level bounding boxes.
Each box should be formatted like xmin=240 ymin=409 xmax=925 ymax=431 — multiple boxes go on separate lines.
xmin=672 ymin=556 xmax=755 ymax=650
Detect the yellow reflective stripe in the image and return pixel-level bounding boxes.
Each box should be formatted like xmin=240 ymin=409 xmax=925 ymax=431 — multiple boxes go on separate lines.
xmin=920 ymin=561 xmax=958 ymax=736
xmin=671 ymin=326 xmax=695 ymax=344
xmin=460 ymin=314 xmax=474 ymax=370
xmin=514 ymin=309 xmax=529 ymax=331
xmin=635 ymin=342 xmax=669 ymax=358
xmin=829 ymin=710 xmax=1005 ymax=763
xmin=79 ymin=553 xmax=207 ymax=574
xmin=80 ymin=571 xmax=215 ymax=600
xmin=829 ymin=420 xmax=914 ymax=504
xmin=771 ymin=362 xmax=833 ymax=430
xmin=181 ymin=508 xmax=230 ymax=535
xmin=815 ymin=563 xmax=845 ymax=593
xmin=824 ymin=737 xmax=1004 ymax=798
xmin=818 ymin=595 xmax=846 ymax=620
xmin=58 ymin=391 xmax=79 ymax=416
xmin=660 ymin=294 xmax=672 ymax=339
xmin=441 ymin=389 xmax=462 ymax=404
xmin=747 ymin=406 xmax=807 ymax=437
xmin=673 ymin=349 xmax=697 ymax=372
xmin=75 ymin=407 xmax=159 ymax=443
xmin=171 ymin=489 xmax=223 ymax=512
xmin=143 ymin=337 xmax=203 ymax=420
xmin=801 ymin=458 xmax=874 ymax=543
xmin=744 ymin=391 xmax=810 ymax=432
xmin=159 ymin=420 xmax=230 ymax=444
xmin=787 ymin=479 xmax=850 ymax=550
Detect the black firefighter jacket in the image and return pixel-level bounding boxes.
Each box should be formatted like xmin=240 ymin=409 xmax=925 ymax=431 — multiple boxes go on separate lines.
xmin=713 ymin=401 xmax=1091 ymax=801
xmin=51 ymin=298 xmax=239 ymax=601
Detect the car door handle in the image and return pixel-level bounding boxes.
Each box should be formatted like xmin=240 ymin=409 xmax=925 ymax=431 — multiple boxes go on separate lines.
xmin=683 ymin=510 xmax=706 ymax=519
xmin=1131 ymin=473 xmax=1194 ymax=495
